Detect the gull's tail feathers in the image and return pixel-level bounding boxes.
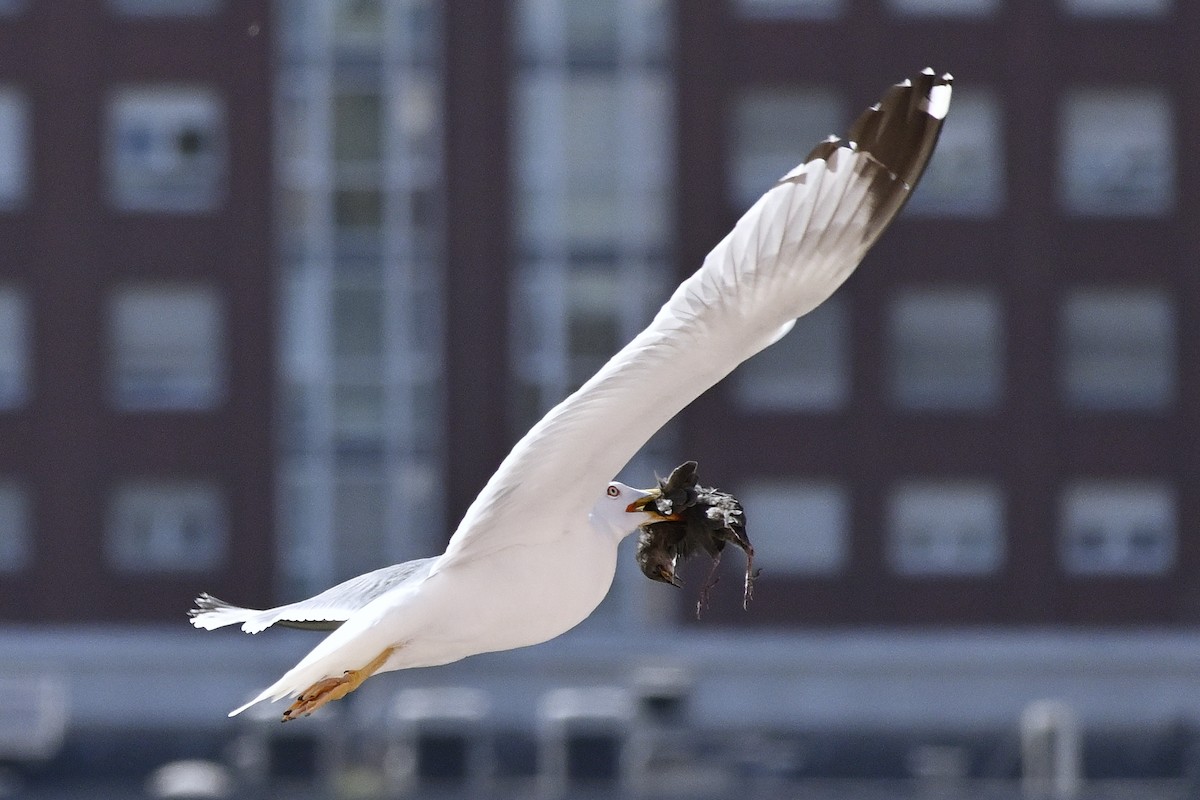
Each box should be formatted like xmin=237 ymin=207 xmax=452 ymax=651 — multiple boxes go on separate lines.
xmin=191 ymin=558 xmax=440 ymax=636
xmin=227 ymin=566 xmax=450 ymax=719
xmin=189 ymin=593 xmax=341 ymax=635
xmin=188 ymin=594 xmax=269 ymax=633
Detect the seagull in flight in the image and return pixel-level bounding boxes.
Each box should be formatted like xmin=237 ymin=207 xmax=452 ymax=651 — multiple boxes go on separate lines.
xmin=191 ymin=69 xmax=952 ymax=721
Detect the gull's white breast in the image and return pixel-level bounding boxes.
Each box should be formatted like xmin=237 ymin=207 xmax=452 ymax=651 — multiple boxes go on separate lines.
xmin=374 ymin=512 xmax=621 ymax=672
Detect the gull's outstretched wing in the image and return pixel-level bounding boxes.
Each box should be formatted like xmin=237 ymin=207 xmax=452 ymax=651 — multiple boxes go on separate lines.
xmin=189 ymin=558 xmax=437 ymax=634
xmin=438 ymin=69 xmax=952 ymax=571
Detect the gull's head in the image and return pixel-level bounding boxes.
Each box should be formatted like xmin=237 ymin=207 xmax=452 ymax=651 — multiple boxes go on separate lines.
xmin=593 ymin=481 xmax=681 ymax=540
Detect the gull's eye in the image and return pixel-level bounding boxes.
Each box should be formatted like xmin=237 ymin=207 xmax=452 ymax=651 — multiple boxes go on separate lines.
xmin=607 ymin=485 xmax=620 ymax=497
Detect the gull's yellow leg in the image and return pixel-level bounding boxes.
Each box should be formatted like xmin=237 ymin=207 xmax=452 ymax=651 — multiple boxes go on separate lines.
xmin=282 ymin=646 xmax=396 ymax=722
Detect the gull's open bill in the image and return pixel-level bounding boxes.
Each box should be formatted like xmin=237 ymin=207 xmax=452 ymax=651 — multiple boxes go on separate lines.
xmin=190 ymin=70 xmax=952 ymax=721
xmin=630 ymin=462 xmax=755 ymax=618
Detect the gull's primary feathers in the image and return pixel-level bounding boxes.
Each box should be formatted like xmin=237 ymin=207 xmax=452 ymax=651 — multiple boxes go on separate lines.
xmin=192 ymin=69 xmax=952 ymax=721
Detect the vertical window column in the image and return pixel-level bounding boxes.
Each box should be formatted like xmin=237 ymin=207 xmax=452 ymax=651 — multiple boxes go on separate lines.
xmin=511 ymin=0 xmax=674 ymax=628
xmin=511 ymin=0 xmax=674 ymax=433
xmin=275 ymin=0 xmax=446 ymax=597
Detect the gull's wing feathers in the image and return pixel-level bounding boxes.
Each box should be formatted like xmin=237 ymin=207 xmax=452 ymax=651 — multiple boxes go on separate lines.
xmin=437 ymin=69 xmax=951 ymax=572
xmin=189 ymin=558 xmax=437 ymax=634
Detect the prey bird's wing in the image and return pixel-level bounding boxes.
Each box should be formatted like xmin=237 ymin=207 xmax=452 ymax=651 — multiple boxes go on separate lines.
xmin=189 ymin=558 xmax=438 ymax=634
xmin=437 ymin=70 xmax=951 ymax=572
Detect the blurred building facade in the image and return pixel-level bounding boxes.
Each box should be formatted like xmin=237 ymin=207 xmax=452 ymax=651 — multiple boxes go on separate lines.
xmin=271 ymin=0 xmax=1200 ymax=632
xmin=679 ymin=0 xmax=1200 ymax=628
xmin=2 ymin=0 xmax=1200 ymax=738
xmin=0 ymin=0 xmax=274 ymax=622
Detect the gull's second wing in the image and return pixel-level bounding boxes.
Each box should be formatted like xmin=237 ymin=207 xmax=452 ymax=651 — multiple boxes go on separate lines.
xmin=189 ymin=558 xmax=437 ymax=633
xmin=438 ymin=69 xmax=952 ymax=570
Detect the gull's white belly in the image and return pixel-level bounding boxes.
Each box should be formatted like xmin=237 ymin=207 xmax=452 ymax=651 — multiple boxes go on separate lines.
xmin=447 ymin=534 xmax=617 ymax=650
xmin=375 ymin=522 xmax=620 ymax=670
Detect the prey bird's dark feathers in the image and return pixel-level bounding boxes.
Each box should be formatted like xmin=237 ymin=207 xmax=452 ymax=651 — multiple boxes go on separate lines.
xmin=635 ymin=461 xmax=756 ymax=616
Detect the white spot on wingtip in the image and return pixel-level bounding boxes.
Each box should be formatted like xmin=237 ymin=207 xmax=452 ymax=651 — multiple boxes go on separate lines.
xmin=942 ymin=71 xmax=954 ymax=82
xmin=921 ymin=66 xmax=935 ymax=75
xmin=899 ymin=78 xmax=912 ymax=87
xmin=921 ymin=83 xmax=952 ymax=120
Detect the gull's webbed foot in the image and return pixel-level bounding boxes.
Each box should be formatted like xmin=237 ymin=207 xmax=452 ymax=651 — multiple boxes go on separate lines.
xmin=281 ymin=646 xmax=395 ymax=722
xmin=282 ymin=675 xmax=355 ymax=721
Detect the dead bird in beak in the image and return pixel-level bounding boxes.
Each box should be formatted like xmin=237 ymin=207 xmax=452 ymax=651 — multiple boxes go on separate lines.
xmin=630 ymin=461 xmax=757 ymax=617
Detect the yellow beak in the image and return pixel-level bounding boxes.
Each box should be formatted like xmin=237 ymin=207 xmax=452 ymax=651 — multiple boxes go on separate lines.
xmin=625 ymin=491 xmax=685 ymax=522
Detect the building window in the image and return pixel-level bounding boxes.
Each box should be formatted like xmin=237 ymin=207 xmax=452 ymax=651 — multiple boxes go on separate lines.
xmin=1059 ymin=88 xmax=1174 ymax=216
xmin=515 ymin=71 xmax=672 ymax=254
xmin=1061 ymin=0 xmax=1171 ymax=16
xmin=511 ymin=259 xmax=668 ymax=432
xmin=333 ymin=384 xmax=385 ymax=454
xmin=1060 ymin=288 xmax=1175 ymax=411
xmin=888 ymin=481 xmax=1005 ymax=576
xmin=108 ymin=284 xmax=226 ymax=411
xmin=107 ymin=86 xmax=226 ymax=212
xmin=327 ymin=84 xmax=387 ymax=246
xmin=906 ymin=89 xmax=1004 ymax=217
xmin=737 ymin=481 xmax=848 ymax=574
xmin=1060 ymin=481 xmax=1175 ymax=576
xmin=732 ymin=296 xmax=848 ymax=411
xmin=0 ymin=286 xmax=29 ymax=409
xmin=565 ymin=268 xmax=621 ymax=389
xmin=0 ymin=86 xmax=29 ymax=208
xmin=332 ymin=282 xmax=384 ymax=365
xmin=516 ymin=0 xmax=667 ymax=66
xmin=333 ymin=473 xmax=386 ymax=582
xmin=735 ymin=0 xmax=844 ymax=19
xmin=0 ymin=481 xmax=30 ymax=572
xmin=730 ymin=86 xmax=842 ymax=209
xmin=885 ymin=0 xmax=998 ymax=15
xmin=563 ymin=78 xmax=622 ymax=247
xmin=332 ymin=0 xmax=385 ymax=50
xmin=109 ymin=0 xmax=220 ymax=15
xmin=333 ymin=91 xmax=382 ymax=165
xmin=563 ymin=0 xmax=621 ymax=65
xmin=889 ymin=288 xmax=1003 ymax=411
xmin=106 ymin=480 xmax=227 ymax=572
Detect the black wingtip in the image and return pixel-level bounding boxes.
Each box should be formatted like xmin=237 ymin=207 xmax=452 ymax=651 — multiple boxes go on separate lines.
xmin=802 ymin=69 xmax=952 ymax=194
xmin=846 ymin=68 xmax=953 ymax=189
